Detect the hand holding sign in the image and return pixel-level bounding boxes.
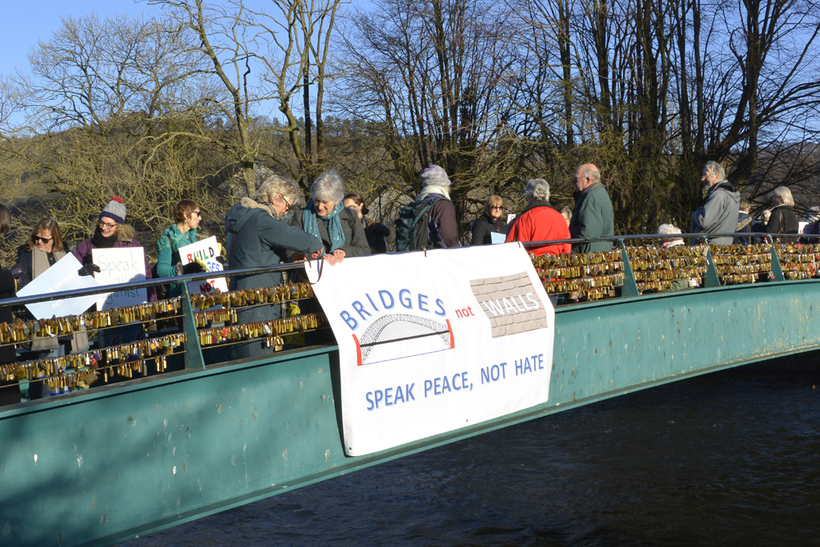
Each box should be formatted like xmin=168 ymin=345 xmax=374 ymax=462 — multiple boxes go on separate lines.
xmin=91 ymin=247 xmax=148 ymax=310
xmin=17 ymin=254 xmax=100 ymax=319
xmin=178 ymin=236 xmax=229 ymax=298
xmin=78 ymin=263 xmax=102 ymax=277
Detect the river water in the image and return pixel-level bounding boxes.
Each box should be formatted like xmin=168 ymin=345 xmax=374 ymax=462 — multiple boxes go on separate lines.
xmin=126 ymin=354 xmax=820 ymax=547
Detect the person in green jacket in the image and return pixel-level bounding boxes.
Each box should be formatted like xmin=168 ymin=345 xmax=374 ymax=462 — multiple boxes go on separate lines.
xmin=569 ymin=163 xmax=615 ymax=253
xmin=156 ymin=199 xmax=203 ymax=297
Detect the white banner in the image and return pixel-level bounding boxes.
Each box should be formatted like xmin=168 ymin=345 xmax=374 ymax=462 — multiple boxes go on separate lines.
xmin=307 ymin=244 xmax=554 ymax=456
xmin=92 ymin=247 xmax=148 ymax=310
xmin=18 ymin=254 xmax=100 ymax=319
xmin=178 ymin=236 xmax=229 ymax=297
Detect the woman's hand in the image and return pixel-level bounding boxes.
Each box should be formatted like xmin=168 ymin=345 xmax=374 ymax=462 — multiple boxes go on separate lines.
xmin=322 ymin=249 xmax=345 ymax=265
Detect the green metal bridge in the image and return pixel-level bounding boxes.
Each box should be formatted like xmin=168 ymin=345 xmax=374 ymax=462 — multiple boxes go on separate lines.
xmin=1 ymin=239 xmax=818 ymax=547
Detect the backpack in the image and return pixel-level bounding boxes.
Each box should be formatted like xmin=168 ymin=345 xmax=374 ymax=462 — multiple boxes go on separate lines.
xmin=394 ymin=197 xmax=442 ymax=252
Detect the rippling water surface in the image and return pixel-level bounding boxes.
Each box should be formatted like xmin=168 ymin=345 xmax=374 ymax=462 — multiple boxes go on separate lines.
xmin=126 ymin=356 xmax=820 ymax=546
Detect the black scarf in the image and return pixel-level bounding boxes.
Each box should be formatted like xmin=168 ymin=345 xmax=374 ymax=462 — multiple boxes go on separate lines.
xmin=91 ymin=227 xmax=117 ymax=248
xmin=519 ymin=199 xmax=555 ymax=216
xmin=707 ymin=181 xmax=737 ymax=198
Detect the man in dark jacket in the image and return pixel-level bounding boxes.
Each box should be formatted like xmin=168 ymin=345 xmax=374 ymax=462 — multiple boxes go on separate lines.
xmin=569 ymin=163 xmax=614 ymax=253
xmin=733 ymin=198 xmax=753 ymax=245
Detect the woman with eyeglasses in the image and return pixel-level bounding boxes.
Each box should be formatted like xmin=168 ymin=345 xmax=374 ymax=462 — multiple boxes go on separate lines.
xmin=471 ymin=195 xmax=507 ymax=245
xmin=224 ymin=174 xmax=323 ymax=359
xmin=12 ymin=219 xmax=68 ymax=291
xmin=155 ymin=199 xmax=206 ymax=297
xmin=72 ymin=197 xmax=156 ymax=299
xmin=11 ymin=218 xmax=89 ymax=365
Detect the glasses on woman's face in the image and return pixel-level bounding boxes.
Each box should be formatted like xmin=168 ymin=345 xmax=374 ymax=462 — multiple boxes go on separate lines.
xmin=279 ymin=195 xmax=293 ymax=213
xmin=491 ymin=206 xmax=503 ymax=210
xmin=99 ymin=220 xmax=117 ymax=230
xmin=33 ymin=236 xmax=53 ymax=244
xmin=193 ymin=210 xmax=202 ymax=217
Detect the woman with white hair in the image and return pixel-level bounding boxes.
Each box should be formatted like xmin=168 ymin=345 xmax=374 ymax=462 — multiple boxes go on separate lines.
xmin=505 ymin=178 xmax=570 ymax=256
xmin=656 ymin=223 xmax=690 ymax=291
xmin=657 ymin=223 xmax=685 ymax=248
xmin=766 ymin=186 xmax=799 ymax=242
xmin=290 ymin=169 xmax=369 ymax=264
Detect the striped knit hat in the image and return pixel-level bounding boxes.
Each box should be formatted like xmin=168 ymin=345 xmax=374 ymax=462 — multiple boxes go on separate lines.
xmin=101 ymin=197 xmax=127 ymax=224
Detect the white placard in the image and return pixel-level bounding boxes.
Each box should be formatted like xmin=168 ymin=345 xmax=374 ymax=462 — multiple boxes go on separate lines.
xmin=17 ymin=254 xmax=101 ymax=319
xmin=491 ymin=231 xmax=506 ymax=244
xmin=306 ymin=243 xmax=554 ymax=456
xmin=92 ymin=247 xmax=148 ymax=310
xmin=178 ymin=236 xmax=229 ymax=296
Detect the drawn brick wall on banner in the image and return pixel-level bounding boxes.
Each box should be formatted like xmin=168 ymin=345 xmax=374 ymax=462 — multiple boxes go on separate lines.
xmin=470 ymin=272 xmax=548 ymax=337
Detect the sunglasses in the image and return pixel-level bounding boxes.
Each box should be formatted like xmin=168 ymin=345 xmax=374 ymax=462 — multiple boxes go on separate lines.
xmin=33 ymin=236 xmax=53 ymax=243
xmin=193 ymin=210 xmax=202 ymax=217
xmin=490 ymin=205 xmax=503 ymax=210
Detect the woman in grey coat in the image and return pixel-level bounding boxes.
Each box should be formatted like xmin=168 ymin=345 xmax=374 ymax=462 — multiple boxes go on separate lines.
xmin=224 ymin=174 xmax=323 ymax=360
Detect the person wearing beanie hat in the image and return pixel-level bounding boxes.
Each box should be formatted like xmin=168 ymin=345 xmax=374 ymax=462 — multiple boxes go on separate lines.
xmin=100 ymin=196 xmax=127 ymax=225
xmin=414 ymin=165 xmax=460 ymax=248
xmin=72 ymin=197 xmax=156 ymax=302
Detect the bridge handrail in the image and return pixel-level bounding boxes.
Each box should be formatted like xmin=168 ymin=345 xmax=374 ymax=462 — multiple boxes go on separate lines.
xmin=0 ymin=261 xmax=308 ymax=309
xmin=0 ymin=232 xmax=817 ymax=404
xmin=516 ymin=231 xmax=789 ymax=248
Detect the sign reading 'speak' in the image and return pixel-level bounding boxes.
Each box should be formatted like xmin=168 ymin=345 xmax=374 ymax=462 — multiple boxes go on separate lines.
xmin=306 ymin=244 xmax=555 ymax=456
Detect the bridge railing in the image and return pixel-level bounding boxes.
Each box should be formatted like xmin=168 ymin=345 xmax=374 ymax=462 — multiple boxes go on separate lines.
xmin=0 ymin=262 xmax=332 ymax=404
xmin=1 ymin=233 xmax=817 ymax=405
xmin=515 ymin=231 xmax=820 ymax=301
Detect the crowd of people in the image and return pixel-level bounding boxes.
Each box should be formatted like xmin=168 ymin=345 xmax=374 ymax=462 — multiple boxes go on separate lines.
xmin=0 ymin=160 xmax=811 ymax=371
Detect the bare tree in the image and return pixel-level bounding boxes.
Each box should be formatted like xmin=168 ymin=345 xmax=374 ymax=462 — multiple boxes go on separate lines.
xmin=339 ymin=0 xmax=518 ymax=226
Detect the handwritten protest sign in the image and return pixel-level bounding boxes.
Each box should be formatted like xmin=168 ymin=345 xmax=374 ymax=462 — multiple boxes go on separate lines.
xmin=17 ymin=254 xmax=101 ymax=319
xmin=178 ymin=236 xmax=229 ymax=296
xmin=92 ymin=247 xmax=148 ymax=310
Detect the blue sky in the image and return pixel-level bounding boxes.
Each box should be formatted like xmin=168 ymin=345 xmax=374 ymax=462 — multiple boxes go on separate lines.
xmin=1 ymin=1 xmax=162 ymax=78
xmin=1 ymin=0 xmax=367 ymax=79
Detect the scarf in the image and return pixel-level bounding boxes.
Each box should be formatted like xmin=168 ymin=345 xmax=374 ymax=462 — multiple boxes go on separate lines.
xmin=239 ymin=197 xmax=278 ymax=218
xmin=91 ymin=227 xmax=117 ymax=248
xmin=418 ymin=185 xmax=451 ymax=201
xmin=519 ymin=199 xmax=554 ymax=216
xmin=302 ymin=200 xmax=345 ymax=253
xmin=32 ymin=248 xmax=65 ymax=279
xmin=31 ymin=248 xmax=67 ymax=351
